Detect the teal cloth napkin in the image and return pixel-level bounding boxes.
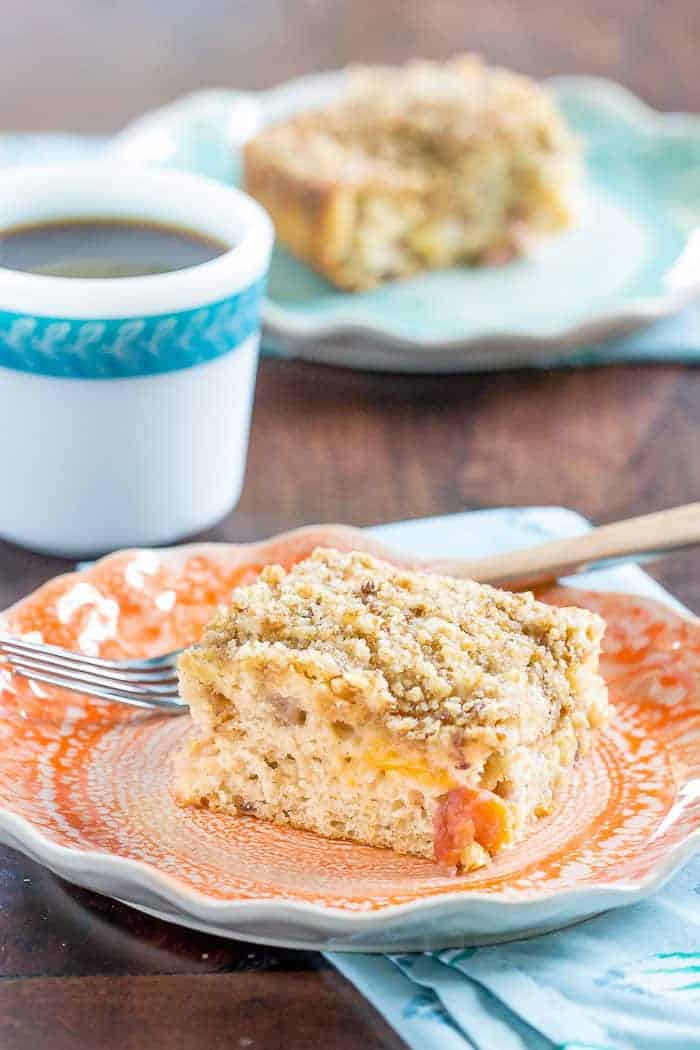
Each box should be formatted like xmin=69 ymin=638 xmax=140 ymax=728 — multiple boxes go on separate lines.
xmin=328 ymin=868 xmax=700 ymax=1050
xmin=1 ymin=130 xmax=699 ymax=366
xmin=321 ymin=508 xmax=700 ymax=1050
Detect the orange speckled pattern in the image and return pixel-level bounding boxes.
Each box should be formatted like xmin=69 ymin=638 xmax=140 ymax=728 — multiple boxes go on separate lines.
xmin=0 ymin=526 xmax=698 ymax=912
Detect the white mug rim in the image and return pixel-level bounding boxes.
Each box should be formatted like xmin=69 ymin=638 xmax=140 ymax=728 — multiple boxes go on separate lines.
xmin=0 ymin=164 xmax=274 ymax=317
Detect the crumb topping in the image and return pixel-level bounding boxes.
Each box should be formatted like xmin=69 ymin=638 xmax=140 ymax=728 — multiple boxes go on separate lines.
xmin=195 ymin=548 xmax=606 ymax=742
xmin=247 ymin=54 xmax=577 ymax=188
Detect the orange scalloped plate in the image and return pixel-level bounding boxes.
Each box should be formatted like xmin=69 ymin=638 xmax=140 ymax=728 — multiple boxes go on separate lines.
xmin=0 ymin=525 xmax=698 ymax=950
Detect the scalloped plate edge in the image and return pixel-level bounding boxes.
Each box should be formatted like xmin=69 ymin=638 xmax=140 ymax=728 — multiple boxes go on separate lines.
xmin=1 ymin=803 xmax=699 ymax=950
xmin=0 ymin=525 xmax=699 ymax=949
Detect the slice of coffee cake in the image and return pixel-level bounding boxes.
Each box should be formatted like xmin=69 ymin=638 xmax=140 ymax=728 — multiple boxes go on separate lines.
xmin=175 ymin=549 xmax=608 ymax=871
xmin=243 ymin=55 xmax=580 ymax=290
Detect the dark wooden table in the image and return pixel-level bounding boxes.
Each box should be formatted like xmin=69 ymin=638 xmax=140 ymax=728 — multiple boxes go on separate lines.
xmin=0 ymin=2 xmax=699 ymax=1047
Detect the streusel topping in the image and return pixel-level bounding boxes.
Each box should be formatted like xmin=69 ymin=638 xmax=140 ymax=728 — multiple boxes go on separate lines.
xmin=196 ymin=549 xmax=606 ymax=742
xmin=250 ymin=54 xmax=577 ymax=186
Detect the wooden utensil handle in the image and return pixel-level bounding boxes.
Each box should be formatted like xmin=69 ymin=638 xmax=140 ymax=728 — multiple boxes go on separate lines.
xmin=429 ymin=503 xmax=700 ymax=587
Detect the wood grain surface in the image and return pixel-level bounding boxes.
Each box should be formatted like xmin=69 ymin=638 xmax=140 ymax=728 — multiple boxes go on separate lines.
xmin=0 ymin=2 xmax=698 ymax=1048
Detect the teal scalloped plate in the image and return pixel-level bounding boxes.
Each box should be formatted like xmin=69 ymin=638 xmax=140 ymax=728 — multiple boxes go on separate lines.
xmin=110 ymin=74 xmax=700 ymax=372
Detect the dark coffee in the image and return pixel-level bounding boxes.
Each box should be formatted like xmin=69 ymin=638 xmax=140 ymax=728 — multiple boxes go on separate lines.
xmin=0 ymin=218 xmax=229 ymax=278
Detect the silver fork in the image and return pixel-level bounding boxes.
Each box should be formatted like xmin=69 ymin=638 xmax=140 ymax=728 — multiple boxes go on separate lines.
xmin=0 ymin=633 xmax=188 ymax=714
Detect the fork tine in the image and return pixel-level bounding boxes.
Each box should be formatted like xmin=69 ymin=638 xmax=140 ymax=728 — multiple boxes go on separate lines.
xmin=8 ymin=664 xmax=187 ymax=713
xmin=0 ymin=636 xmax=178 ymax=683
xmin=5 ymin=653 xmax=181 ymax=697
xmin=118 ymin=650 xmax=184 ymax=670
xmin=0 ymin=633 xmax=179 ymax=674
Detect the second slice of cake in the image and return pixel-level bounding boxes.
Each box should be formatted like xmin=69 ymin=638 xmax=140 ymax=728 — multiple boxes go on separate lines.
xmin=175 ymin=548 xmax=608 ymax=871
xmin=243 ymin=55 xmax=580 ymax=290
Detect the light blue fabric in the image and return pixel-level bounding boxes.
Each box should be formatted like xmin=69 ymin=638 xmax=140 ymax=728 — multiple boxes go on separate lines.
xmin=330 ymin=863 xmax=700 ymax=1050
xmin=547 ymin=302 xmax=700 ymax=366
xmin=0 ymin=131 xmax=698 ymax=366
xmin=552 ymin=302 xmax=700 ymax=366
xmin=324 ymin=508 xmax=700 ymax=1050
xmin=0 ymin=131 xmax=106 ymax=167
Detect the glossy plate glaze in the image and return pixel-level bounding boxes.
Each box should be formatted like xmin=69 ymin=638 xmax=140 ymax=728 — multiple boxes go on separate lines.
xmin=0 ymin=524 xmax=698 ymax=950
xmin=110 ymin=74 xmax=700 ymax=372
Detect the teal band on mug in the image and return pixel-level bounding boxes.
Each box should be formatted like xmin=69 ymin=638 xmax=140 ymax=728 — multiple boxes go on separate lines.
xmin=0 ymin=276 xmax=265 ymax=379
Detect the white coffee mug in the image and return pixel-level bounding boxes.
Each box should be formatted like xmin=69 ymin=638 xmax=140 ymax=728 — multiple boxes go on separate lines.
xmin=0 ymin=164 xmax=273 ymax=556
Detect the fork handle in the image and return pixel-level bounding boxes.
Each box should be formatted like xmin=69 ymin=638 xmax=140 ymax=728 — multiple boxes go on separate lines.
xmin=428 ymin=503 xmax=700 ymax=587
